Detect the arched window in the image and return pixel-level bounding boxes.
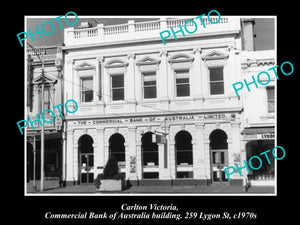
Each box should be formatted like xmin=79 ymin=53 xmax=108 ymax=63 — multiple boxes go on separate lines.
xmin=109 ymin=133 xmax=125 ymax=167
xmin=78 ymin=134 xmax=94 ymax=154
xmin=209 ymin=129 xmax=228 ymax=150
xmin=141 ymin=132 xmax=159 ymax=179
xmin=175 ymin=130 xmax=193 ymax=178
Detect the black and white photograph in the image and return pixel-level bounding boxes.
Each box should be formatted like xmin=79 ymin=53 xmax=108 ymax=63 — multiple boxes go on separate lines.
xmin=23 ymin=14 xmax=276 ymax=195
xmin=14 ymin=5 xmax=298 ymax=225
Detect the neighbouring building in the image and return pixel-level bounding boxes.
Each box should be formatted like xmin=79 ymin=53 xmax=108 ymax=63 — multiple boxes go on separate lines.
xmin=26 ymin=45 xmax=64 ymax=183
xmin=241 ymin=50 xmax=276 ymax=186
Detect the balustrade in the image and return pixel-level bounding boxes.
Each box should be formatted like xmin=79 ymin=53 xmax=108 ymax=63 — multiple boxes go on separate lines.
xmin=65 ymin=17 xmax=238 ymax=46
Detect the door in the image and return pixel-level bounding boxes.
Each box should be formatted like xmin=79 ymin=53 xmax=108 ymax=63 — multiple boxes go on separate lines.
xmin=80 ymin=153 xmax=94 ymax=183
xmin=211 ymin=150 xmax=228 ymax=183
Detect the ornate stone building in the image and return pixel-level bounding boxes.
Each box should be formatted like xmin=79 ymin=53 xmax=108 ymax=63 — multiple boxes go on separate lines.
xmin=26 ymin=45 xmax=63 ymax=182
xmin=55 ymin=16 xmax=275 ymax=187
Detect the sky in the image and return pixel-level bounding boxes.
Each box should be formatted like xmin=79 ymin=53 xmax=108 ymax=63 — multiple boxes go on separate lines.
xmin=24 ymin=16 xmax=275 ymax=51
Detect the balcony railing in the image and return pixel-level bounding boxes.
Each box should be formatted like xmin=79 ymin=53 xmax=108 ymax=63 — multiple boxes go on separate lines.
xmin=64 ymin=17 xmax=240 ymax=46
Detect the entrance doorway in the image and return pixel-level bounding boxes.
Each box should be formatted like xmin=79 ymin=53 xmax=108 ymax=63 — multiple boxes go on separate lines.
xmin=209 ymin=129 xmax=228 ymax=183
xmin=211 ymin=150 xmax=228 ymax=182
xmin=78 ymin=134 xmax=94 ymax=184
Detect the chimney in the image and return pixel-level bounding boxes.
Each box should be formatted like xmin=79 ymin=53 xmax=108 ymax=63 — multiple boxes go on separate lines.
xmin=241 ymin=18 xmax=256 ymax=51
xmin=78 ymin=21 xmax=93 ymax=29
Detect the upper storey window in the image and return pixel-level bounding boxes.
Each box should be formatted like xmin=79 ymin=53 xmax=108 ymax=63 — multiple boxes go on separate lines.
xmin=143 ymin=72 xmax=157 ymax=99
xmin=111 ymin=74 xmax=125 ymax=101
xmin=267 ymin=86 xmax=275 ymax=113
xmin=76 ymin=62 xmax=96 ymax=103
xmin=168 ymin=53 xmax=194 ymax=98
xmin=209 ymin=68 xmax=224 ymax=95
xmin=81 ymin=77 xmax=93 ymax=102
xmin=202 ymin=49 xmax=229 ymax=96
xmin=105 ymin=58 xmax=129 ymax=102
xmin=175 ymin=70 xmax=190 ymax=97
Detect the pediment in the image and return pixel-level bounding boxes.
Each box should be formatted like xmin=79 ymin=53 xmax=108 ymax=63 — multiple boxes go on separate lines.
xmin=32 ymin=74 xmax=57 ymax=85
xmin=105 ymin=59 xmax=128 ymax=68
xmin=201 ymin=50 xmax=229 ymax=61
xmin=75 ymin=62 xmax=95 ymax=71
xmin=168 ymin=53 xmax=194 ymax=64
xmin=136 ymin=56 xmax=160 ymax=66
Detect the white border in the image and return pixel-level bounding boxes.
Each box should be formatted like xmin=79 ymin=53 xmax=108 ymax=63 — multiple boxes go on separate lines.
xmin=24 ymin=15 xmax=277 ymax=197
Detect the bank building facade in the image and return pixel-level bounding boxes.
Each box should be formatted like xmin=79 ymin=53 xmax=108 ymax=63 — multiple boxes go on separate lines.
xmin=55 ymin=16 xmax=275 ymax=187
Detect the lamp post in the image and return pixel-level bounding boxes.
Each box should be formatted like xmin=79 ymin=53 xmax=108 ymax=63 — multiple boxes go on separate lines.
xmin=28 ymin=43 xmax=45 ymax=192
xmin=40 ymin=68 xmax=45 ymax=192
xmin=33 ymin=135 xmax=37 ymax=192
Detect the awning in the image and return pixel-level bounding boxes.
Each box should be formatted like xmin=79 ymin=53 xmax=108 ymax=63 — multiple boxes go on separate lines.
xmin=241 ymin=127 xmax=274 ymax=135
xmin=242 ymin=127 xmax=275 ymax=140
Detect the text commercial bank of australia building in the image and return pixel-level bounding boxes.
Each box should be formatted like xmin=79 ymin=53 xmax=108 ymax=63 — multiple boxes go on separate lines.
xmin=59 ymin=16 xmax=275 ymax=187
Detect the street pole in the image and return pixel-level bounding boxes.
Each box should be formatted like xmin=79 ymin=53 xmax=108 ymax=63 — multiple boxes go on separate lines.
xmin=27 ymin=43 xmax=45 ymax=192
xmin=40 ymin=69 xmax=45 ymax=192
xmin=33 ymin=135 xmax=37 ymax=192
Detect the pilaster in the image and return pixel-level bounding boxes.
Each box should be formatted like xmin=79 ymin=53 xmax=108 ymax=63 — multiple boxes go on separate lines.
xmin=194 ymin=123 xmax=205 ymax=179
xmin=159 ymin=51 xmax=169 ymax=102
xmin=126 ymin=54 xmax=136 ymax=103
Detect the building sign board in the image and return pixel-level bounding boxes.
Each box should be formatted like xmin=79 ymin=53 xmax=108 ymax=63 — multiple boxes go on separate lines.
xmin=68 ymin=113 xmax=238 ymax=127
xmin=244 ymin=133 xmax=275 ymax=140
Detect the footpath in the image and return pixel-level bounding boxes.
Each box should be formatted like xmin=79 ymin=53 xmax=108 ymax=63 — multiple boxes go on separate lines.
xmin=26 ymin=180 xmax=274 ymax=194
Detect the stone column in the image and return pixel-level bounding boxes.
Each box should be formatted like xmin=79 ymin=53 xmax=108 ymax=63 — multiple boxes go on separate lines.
xmin=169 ymin=139 xmax=176 ymax=179
xmin=158 ymin=143 xmax=171 ymax=180
xmin=65 ymin=59 xmax=75 ymax=102
xmin=128 ymin=126 xmax=138 ymax=181
xmin=167 ymin=56 xmax=175 ymax=100
xmin=103 ymin=60 xmax=110 ymax=104
xmin=194 ymin=123 xmax=205 ymax=179
xmin=95 ymin=128 xmax=105 ymax=174
xmin=203 ymin=135 xmax=211 ymax=181
xmin=191 ymin=48 xmax=202 ymax=97
xmin=229 ymin=121 xmax=244 ymax=182
xmin=126 ymin=54 xmax=136 ymax=103
xmin=136 ymin=134 xmax=142 ymax=180
xmin=95 ymin=56 xmax=104 ymax=101
xmin=65 ymin=129 xmax=74 ymax=185
xmin=159 ymin=51 xmax=169 ymax=102
xmin=192 ymin=48 xmax=204 ymax=108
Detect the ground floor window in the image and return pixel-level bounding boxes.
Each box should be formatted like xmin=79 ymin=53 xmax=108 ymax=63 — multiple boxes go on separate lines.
xmin=143 ymin=172 xmax=159 ymax=179
xmin=26 ymin=138 xmax=62 ymax=181
xmin=177 ymin=171 xmax=193 ymax=179
xmin=109 ymin=133 xmax=125 ymax=167
xmin=142 ymin=132 xmax=159 ymax=179
xmin=246 ymin=140 xmax=275 ymax=181
xmin=175 ymin=130 xmax=193 ymax=178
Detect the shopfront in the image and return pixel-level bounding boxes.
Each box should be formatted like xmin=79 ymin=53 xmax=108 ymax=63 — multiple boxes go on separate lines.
xmin=242 ymin=127 xmax=275 ymax=186
xmin=64 ymin=112 xmax=243 ymax=186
